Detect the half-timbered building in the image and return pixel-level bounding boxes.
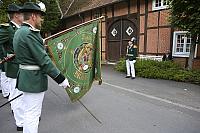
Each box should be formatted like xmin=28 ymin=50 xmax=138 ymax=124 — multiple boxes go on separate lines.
xmin=58 ymin=0 xmax=200 ymax=69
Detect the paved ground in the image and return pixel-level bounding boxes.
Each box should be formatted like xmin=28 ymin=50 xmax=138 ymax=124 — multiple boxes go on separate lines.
xmin=0 ymin=64 xmax=200 ymax=133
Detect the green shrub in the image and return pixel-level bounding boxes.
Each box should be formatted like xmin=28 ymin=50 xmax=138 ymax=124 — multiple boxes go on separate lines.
xmin=114 ymin=59 xmax=200 ymax=85
xmin=114 ymin=58 xmax=126 ymax=72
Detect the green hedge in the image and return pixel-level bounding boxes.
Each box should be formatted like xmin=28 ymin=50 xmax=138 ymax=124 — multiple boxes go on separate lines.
xmin=115 ymin=58 xmax=200 ymax=85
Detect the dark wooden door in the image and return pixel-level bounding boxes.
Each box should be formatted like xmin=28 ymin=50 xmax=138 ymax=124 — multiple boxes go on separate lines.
xmin=107 ymin=17 xmax=137 ymax=62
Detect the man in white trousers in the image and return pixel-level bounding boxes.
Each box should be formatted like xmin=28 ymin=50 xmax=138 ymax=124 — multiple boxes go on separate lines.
xmin=0 ymin=69 xmax=10 ymax=99
xmin=0 ymin=23 xmax=10 ymax=100
xmin=125 ymin=37 xmax=138 ymax=79
xmin=0 ymin=3 xmax=24 ymax=131
xmin=13 ymin=2 xmax=70 ymax=133
xmin=0 ymin=69 xmax=1 ymax=94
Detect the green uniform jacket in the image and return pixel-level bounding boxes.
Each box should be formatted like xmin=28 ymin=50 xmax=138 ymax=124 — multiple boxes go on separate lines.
xmin=0 ymin=22 xmax=19 ymax=77
xmin=0 ymin=23 xmax=9 ymax=72
xmin=0 ymin=42 xmax=5 ymax=71
xmin=126 ymin=45 xmax=138 ymax=61
xmin=13 ymin=23 xmax=65 ymax=93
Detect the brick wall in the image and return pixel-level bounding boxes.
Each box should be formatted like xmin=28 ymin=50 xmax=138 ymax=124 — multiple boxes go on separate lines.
xmin=192 ymin=59 xmax=200 ymax=69
xmin=173 ymin=58 xmax=200 ymax=69
xmin=147 ymin=29 xmax=158 ymax=53
xmin=159 ymin=10 xmax=170 ymax=26
xmin=158 ymin=28 xmax=171 ymax=53
xmin=130 ymin=0 xmax=137 ymax=14
xmin=140 ymin=16 xmax=145 ymax=33
xmin=140 ymin=0 xmax=145 ymax=14
xmin=197 ymin=45 xmax=200 ymax=57
xmin=114 ymin=2 xmax=128 ymax=17
xmin=173 ymin=58 xmax=187 ymax=68
xmin=147 ymin=12 xmax=158 ymax=27
xmin=139 ymin=35 xmax=144 ymax=53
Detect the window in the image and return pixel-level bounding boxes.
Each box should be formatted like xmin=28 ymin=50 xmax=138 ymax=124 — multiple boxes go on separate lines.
xmin=152 ymin=0 xmax=169 ymax=11
xmin=172 ymin=31 xmax=191 ymax=57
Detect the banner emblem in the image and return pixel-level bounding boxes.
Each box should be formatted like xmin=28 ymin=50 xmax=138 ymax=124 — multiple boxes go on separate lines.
xmin=74 ymin=43 xmax=93 ymax=72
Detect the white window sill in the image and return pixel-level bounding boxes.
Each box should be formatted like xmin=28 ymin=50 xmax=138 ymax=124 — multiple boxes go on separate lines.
xmin=152 ymin=6 xmax=169 ymax=11
xmin=172 ymin=54 xmax=189 ymax=58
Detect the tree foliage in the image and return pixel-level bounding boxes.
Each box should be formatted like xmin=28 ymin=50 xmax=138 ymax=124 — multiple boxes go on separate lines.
xmin=40 ymin=0 xmax=60 ymax=34
xmin=169 ymin=0 xmax=200 ymax=69
xmin=0 ymin=0 xmax=23 ymax=23
xmin=169 ymin=0 xmax=200 ymax=39
xmin=0 ymin=0 xmax=60 ymax=34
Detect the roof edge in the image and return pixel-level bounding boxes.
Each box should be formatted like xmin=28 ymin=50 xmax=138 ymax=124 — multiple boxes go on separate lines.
xmin=62 ymin=0 xmax=125 ymax=19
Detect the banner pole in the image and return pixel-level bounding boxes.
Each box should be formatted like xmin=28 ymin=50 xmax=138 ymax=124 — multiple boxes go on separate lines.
xmin=44 ymin=16 xmax=105 ymax=41
xmin=98 ymin=18 xmax=102 ymax=85
xmin=78 ymin=99 xmax=102 ymax=124
xmin=0 ymin=54 xmax=15 ymax=64
xmin=0 ymin=93 xmax=23 ymax=109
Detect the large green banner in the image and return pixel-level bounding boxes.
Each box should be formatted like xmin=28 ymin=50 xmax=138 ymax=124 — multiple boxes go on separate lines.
xmin=45 ymin=20 xmax=102 ymax=102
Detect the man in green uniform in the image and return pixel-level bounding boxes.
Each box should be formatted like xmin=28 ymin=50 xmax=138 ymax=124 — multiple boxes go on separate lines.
xmin=0 ymin=3 xmax=24 ymax=131
xmin=0 ymin=22 xmax=10 ymax=99
xmin=13 ymin=2 xmax=70 ymax=133
xmin=125 ymin=37 xmax=138 ymax=79
xmin=0 ymin=43 xmax=4 ymax=95
xmin=0 ymin=36 xmax=6 ymax=96
xmin=0 ymin=23 xmax=10 ymax=100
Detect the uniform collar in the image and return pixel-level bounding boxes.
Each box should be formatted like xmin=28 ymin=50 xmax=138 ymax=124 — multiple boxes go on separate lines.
xmin=10 ymin=21 xmax=20 ymax=28
xmin=22 ymin=22 xmax=40 ymax=32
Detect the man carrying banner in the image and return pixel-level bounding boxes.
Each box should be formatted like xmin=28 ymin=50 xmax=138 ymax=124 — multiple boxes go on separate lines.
xmin=0 ymin=3 xmax=24 ymax=131
xmin=13 ymin=2 xmax=70 ymax=133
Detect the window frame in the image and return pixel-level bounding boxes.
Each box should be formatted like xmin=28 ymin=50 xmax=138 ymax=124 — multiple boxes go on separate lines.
xmin=152 ymin=0 xmax=169 ymax=11
xmin=172 ymin=31 xmax=191 ymax=57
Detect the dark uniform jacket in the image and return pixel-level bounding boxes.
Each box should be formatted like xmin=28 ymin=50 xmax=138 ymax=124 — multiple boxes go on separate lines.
xmin=126 ymin=45 xmax=138 ymax=61
xmin=0 ymin=22 xmax=19 ymax=76
xmin=13 ymin=23 xmax=65 ymax=93
xmin=0 ymin=23 xmax=9 ymax=72
xmin=0 ymin=37 xmax=5 ymax=71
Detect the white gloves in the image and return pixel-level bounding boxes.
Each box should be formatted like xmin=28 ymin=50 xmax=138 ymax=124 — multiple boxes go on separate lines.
xmin=59 ymin=78 xmax=70 ymax=88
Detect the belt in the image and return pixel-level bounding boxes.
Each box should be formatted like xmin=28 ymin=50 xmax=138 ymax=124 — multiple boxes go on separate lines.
xmin=19 ymin=64 xmax=40 ymax=70
xmin=126 ymin=54 xmax=133 ymax=56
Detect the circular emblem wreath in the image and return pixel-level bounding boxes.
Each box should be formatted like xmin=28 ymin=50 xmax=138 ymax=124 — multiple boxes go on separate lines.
xmin=74 ymin=43 xmax=94 ymax=73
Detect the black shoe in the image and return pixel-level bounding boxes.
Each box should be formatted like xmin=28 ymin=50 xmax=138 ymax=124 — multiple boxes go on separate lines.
xmin=4 ymin=95 xmax=9 ymax=99
xmin=125 ymin=76 xmax=131 ymax=78
xmin=131 ymin=77 xmax=135 ymax=79
xmin=0 ymin=90 xmax=2 ymax=93
xmin=17 ymin=126 xmax=23 ymax=131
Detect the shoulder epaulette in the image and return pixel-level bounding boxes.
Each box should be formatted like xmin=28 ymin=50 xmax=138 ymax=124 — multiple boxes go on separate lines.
xmin=133 ymin=45 xmax=137 ymax=48
xmin=0 ymin=23 xmax=9 ymax=27
xmin=29 ymin=27 xmax=40 ymax=32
